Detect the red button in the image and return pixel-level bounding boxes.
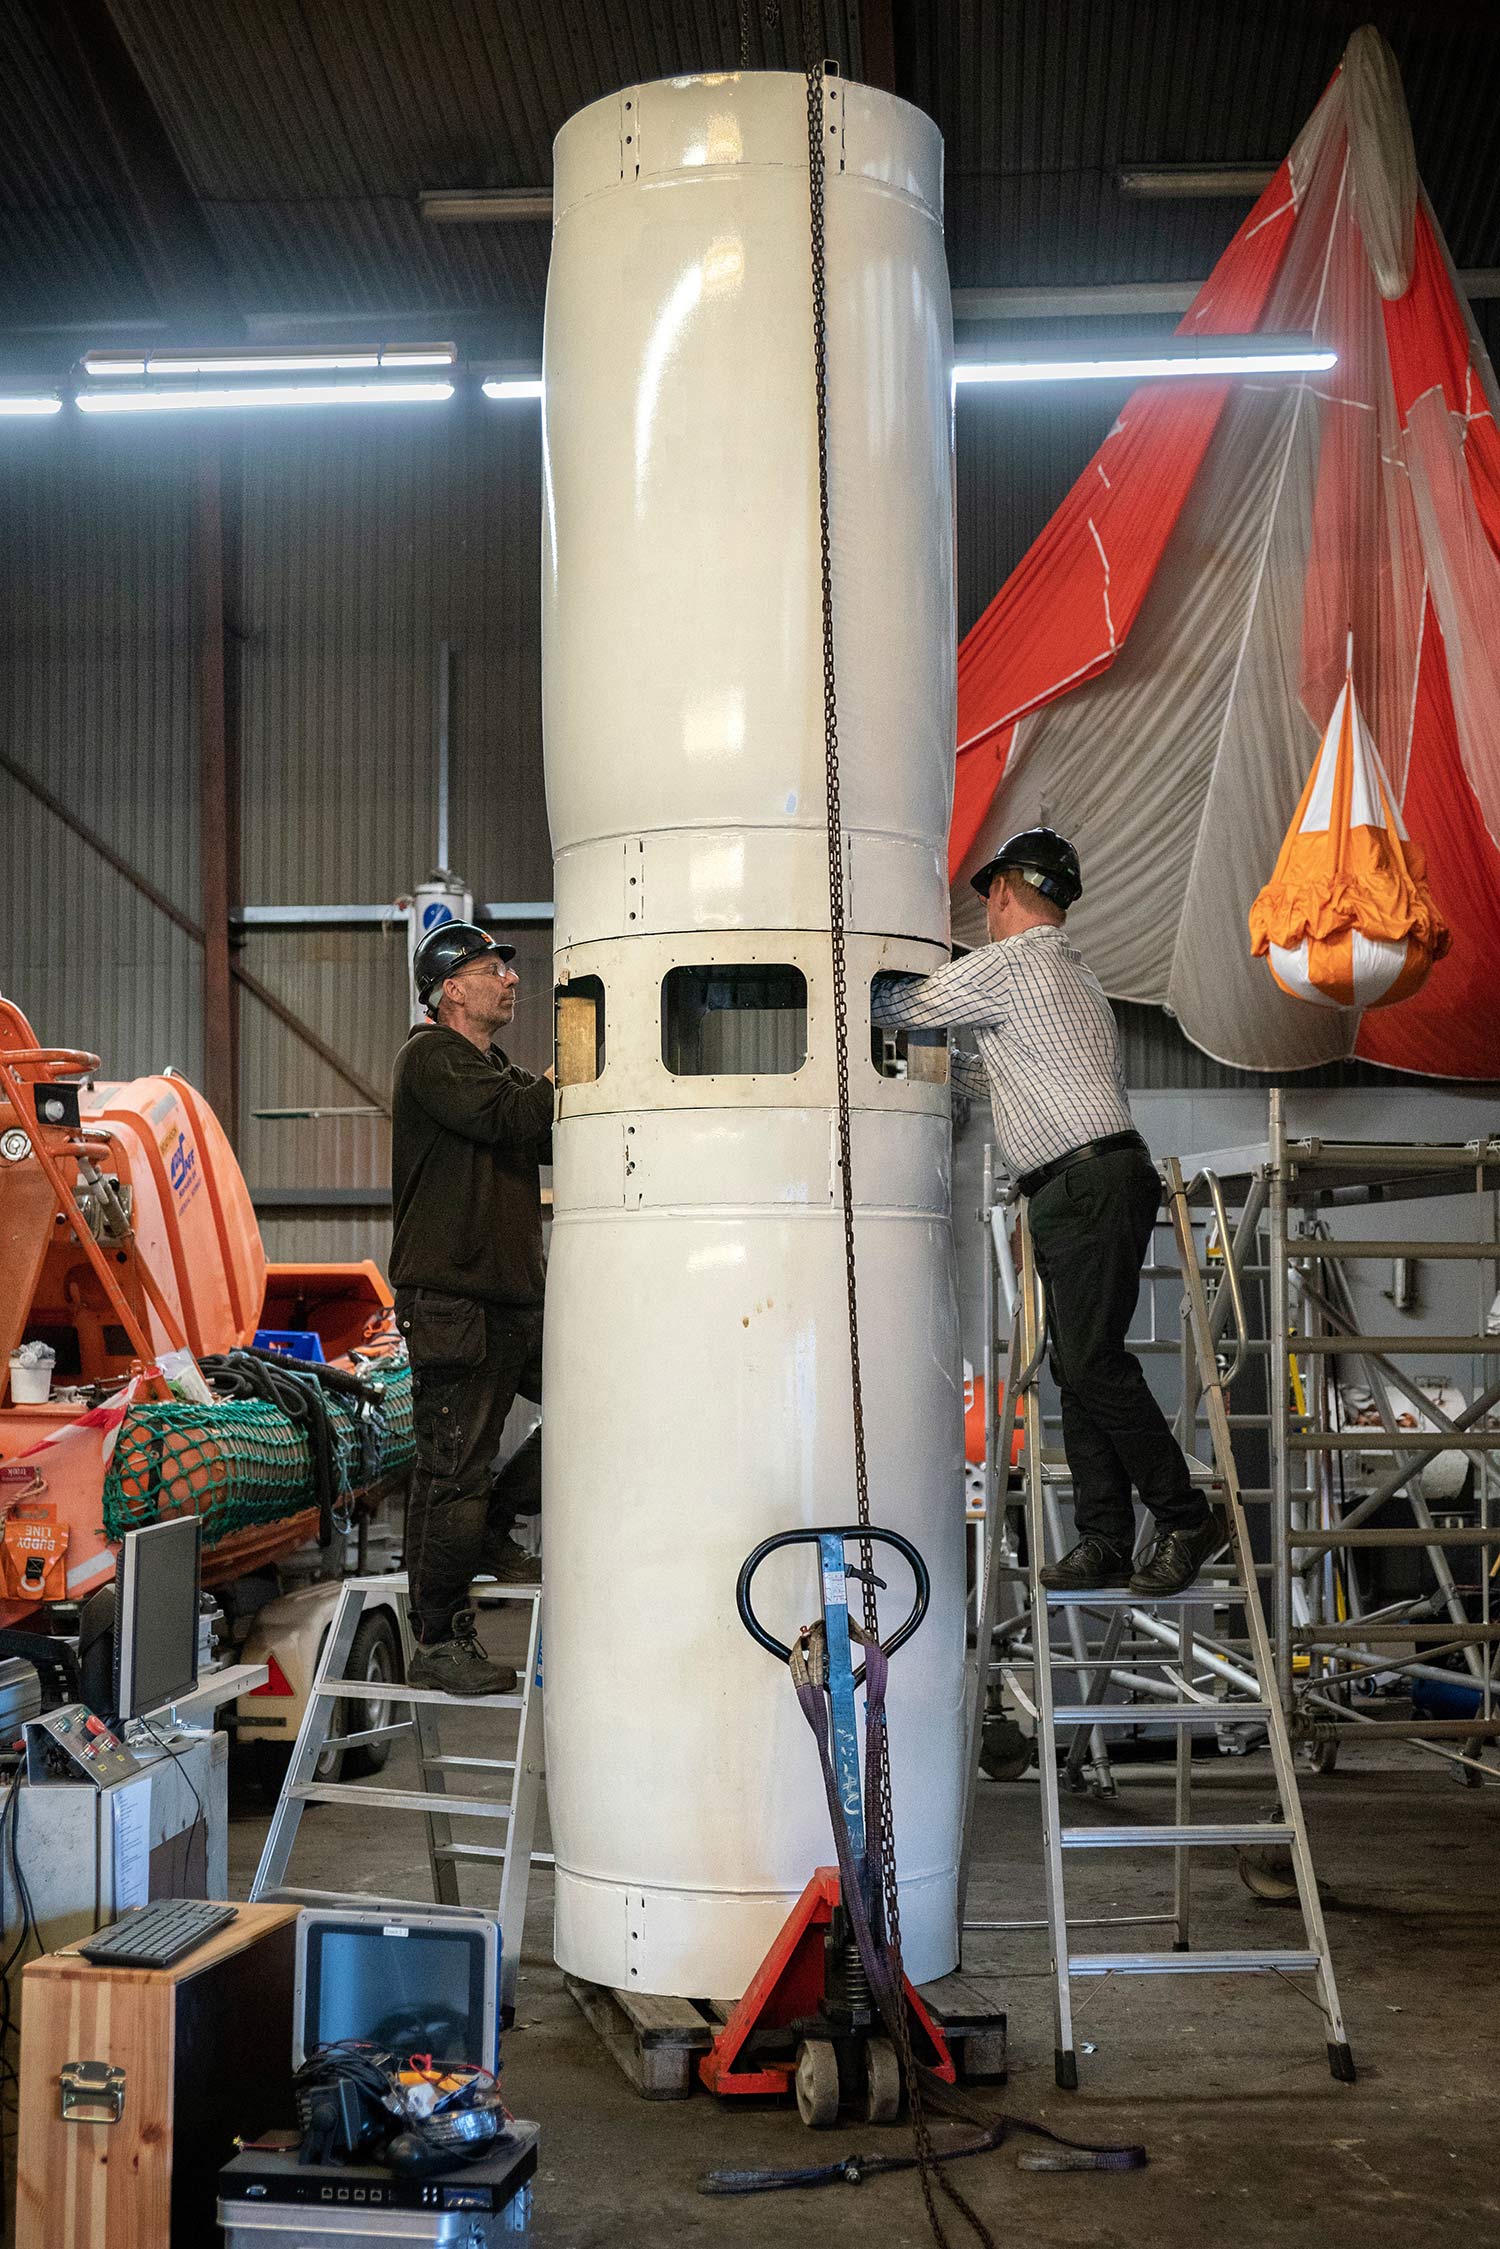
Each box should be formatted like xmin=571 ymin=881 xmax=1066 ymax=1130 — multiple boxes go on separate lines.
xmin=84 ymin=1716 xmax=105 ymax=1737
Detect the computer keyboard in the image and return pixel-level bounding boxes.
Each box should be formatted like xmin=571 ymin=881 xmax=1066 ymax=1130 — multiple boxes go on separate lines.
xmin=78 ymin=1899 xmax=238 ymax=1970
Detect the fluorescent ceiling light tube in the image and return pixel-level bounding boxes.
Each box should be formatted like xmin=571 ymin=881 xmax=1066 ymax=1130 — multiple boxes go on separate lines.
xmin=1118 ymin=165 xmax=1277 ymax=199
xmin=83 ymin=343 xmax=455 ymax=377
xmin=419 ymin=189 xmax=553 ymax=223
xmin=77 ymin=380 xmax=455 ymax=413
xmin=0 ymin=394 xmax=62 ymax=416
xmin=481 ymin=378 xmax=543 ymax=400
xmin=954 ymin=339 xmax=1336 ymax=385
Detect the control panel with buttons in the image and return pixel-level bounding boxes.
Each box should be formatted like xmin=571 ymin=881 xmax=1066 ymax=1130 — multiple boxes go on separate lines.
xmin=24 ymin=1703 xmax=141 ymax=1788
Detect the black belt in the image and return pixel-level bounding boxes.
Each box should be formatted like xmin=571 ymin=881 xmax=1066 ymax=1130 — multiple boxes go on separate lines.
xmin=1017 ymin=1130 xmax=1148 ymax=1200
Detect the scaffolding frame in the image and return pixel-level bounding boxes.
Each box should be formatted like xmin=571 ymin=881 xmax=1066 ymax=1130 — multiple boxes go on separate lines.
xmin=1178 ymin=1091 xmax=1500 ymax=1780
xmin=964 ymin=1096 xmax=1500 ymax=1836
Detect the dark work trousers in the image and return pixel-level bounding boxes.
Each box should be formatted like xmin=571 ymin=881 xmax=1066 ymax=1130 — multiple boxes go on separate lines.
xmin=396 ymin=1287 xmax=543 ymax=1642
xmin=1027 ymin=1146 xmax=1201 ymax=1550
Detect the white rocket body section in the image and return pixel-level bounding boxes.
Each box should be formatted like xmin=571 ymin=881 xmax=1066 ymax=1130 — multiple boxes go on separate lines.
xmin=541 ymin=71 xmax=963 ymax=1998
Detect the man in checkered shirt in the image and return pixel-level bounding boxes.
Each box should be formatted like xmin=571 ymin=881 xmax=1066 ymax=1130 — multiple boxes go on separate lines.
xmin=872 ymin=828 xmax=1222 ymax=1597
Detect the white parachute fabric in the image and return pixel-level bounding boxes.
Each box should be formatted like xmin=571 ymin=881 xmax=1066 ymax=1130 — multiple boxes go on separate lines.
xmin=1403 ymin=384 xmax=1500 ymax=845
xmin=957 ymin=48 xmax=1441 ymax=1068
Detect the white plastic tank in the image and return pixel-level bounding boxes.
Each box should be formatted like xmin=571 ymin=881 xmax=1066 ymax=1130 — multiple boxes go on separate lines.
xmin=541 ymin=69 xmax=963 ymax=1998
xmin=403 ymin=872 xmax=474 ymax=1026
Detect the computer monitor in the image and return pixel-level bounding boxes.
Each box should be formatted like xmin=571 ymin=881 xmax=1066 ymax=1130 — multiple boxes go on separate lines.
xmin=113 ymin=1515 xmax=202 ymax=1722
xmin=293 ymin=1908 xmax=501 ymax=2072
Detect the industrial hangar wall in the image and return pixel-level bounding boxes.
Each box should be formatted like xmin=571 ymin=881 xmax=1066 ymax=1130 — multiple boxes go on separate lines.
xmin=5 ymin=368 xmax=1496 ymax=1272
xmin=0 ymin=403 xmax=551 ymax=1270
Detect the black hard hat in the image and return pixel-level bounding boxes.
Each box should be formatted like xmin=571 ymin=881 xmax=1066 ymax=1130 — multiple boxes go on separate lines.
xmin=412 ymin=919 xmax=515 ymax=1009
xmin=970 ymin=827 xmax=1082 ymax=910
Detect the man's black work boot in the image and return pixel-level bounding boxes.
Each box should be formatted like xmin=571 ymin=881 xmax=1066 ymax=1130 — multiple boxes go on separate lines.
xmin=475 ymin=1534 xmax=540 ymax=1586
xmin=1129 ymin=1510 xmax=1226 ymax=1597
xmin=409 ymin=1608 xmax=519 ymax=1697
xmin=1038 ymin=1535 xmax=1133 ymax=1592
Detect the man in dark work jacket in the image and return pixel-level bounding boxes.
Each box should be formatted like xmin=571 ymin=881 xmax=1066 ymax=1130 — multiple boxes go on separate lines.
xmin=390 ymin=920 xmax=555 ymax=1695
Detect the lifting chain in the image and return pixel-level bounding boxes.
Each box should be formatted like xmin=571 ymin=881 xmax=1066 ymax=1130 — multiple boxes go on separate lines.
xmin=800 ymin=42 xmax=997 ymax=2249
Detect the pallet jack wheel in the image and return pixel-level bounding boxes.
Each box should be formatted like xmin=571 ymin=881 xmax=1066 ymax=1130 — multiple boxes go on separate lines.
xmin=864 ymin=2037 xmax=902 ymax=2125
xmin=794 ymin=2037 xmax=840 ymax=2129
xmin=978 ymin=1713 xmax=1033 ymax=1784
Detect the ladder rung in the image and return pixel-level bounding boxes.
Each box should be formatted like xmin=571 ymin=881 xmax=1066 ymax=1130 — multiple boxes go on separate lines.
xmin=319 ymin=1678 xmax=523 ymax=1708
xmin=1050 ymin=1704 xmax=1271 ymax=1728
xmin=420 ymin=1755 xmax=518 ymax=1773
xmin=1045 ymin=1580 xmax=1253 ymax=1607
xmin=1060 ymin=1823 xmax=1292 ymax=1850
xmin=431 ymin=1843 xmax=558 ymax=1867
xmin=289 ymin=1782 xmax=512 ymax=1819
xmin=335 ymin=1721 xmax=410 ymax=1751
xmin=966 ymin=1913 xmax=1178 ymax=1934
xmin=262 ymin=1886 xmax=471 ymax=1914
xmin=1068 ymin=1948 xmax=1319 ymax=1976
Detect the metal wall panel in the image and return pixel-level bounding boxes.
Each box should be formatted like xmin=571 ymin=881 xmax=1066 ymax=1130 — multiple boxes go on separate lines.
xmin=257 ymin=1212 xmax=393 ymax=1269
xmin=0 ymin=420 xmax=201 ymax=1083
xmin=237 ymin=396 xmax=549 ymax=910
xmin=238 ymin=924 xmax=554 ymax=1195
xmin=1112 ymin=1001 xmax=1477 ymax=1094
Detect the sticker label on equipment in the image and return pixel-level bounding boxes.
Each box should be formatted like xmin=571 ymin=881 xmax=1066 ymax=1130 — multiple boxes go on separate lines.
xmin=164 ymin=1127 xmax=203 ymax=1211
xmin=382 ymin=1925 xmax=410 ymax=1937
xmin=422 ymin=902 xmax=455 ymax=930
xmin=823 ymin=1568 xmax=848 ymax=1608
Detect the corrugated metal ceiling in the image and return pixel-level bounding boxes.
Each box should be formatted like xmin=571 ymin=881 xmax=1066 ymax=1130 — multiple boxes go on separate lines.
xmin=0 ymin=5 xmax=155 ymax=323
xmin=913 ymin=0 xmax=1500 ymax=287
xmin=92 ymin=0 xmax=862 ymax=322
xmin=3 ymin=1 xmax=1499 ymax=335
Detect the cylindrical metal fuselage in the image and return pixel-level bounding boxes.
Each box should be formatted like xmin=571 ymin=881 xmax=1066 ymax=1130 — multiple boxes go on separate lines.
xmin=541 ymin=70 xmax=962 ymax=1997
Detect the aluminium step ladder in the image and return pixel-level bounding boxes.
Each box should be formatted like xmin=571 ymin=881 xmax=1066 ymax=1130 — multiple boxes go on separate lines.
xmin=250 ymin=1576 xmax=545 ymax=2015
xmin=961 ymin=1158 xmax=1354 ymax=2090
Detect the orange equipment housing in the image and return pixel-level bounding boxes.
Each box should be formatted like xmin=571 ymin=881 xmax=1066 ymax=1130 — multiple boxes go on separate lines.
xmin=0 ymin=998 xmax=397 ymax=1621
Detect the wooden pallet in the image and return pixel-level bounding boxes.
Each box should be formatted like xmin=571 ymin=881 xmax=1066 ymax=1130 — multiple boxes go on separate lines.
xmin=566 ymin=1970 xmax=1006 ymax=2098
xmin=563 ymin=1976 xmax=714 ymax=2100
xmin=918 ymin=1971 xmax=1008 ymax=2083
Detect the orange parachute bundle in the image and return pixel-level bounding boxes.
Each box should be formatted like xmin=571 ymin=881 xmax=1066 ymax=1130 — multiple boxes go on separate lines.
xmin=1250 ymin=666 xmax=1450 ymax=1011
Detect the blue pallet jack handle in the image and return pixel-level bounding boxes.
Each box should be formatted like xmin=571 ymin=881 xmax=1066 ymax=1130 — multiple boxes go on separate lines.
xmin=737 ymin=1524 xmax=930 ymax=1884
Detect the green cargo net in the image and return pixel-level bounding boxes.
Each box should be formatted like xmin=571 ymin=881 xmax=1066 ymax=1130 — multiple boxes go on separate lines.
xmin=102 ymin=1357 xmax=414 ymax=1547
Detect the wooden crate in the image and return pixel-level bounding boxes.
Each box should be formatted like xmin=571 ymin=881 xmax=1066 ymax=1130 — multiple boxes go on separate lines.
xmin=15 ymin=1902 xmax=299 ymax=2249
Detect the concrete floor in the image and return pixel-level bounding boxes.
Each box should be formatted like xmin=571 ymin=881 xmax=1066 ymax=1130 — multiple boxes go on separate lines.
xmin=229 ymin=1613 xmax=1499 ymax=2249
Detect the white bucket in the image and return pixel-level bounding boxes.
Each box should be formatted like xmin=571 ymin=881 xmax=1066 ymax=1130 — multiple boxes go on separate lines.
xmin=8 ymin=1360 xmax=53 ymax=1405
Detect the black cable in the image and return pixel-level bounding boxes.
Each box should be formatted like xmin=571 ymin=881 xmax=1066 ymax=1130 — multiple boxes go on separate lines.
xmin=0 ymin=1767 xmax=42 ymax=2211
xmin=136 ymin=1716 xmax=209 ymax=1891
xmin=198 ymin=1350 xmax=349 ymax=1541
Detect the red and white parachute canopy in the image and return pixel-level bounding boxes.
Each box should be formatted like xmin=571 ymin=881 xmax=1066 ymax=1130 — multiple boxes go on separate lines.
xmin=951 ymin=26 xmax=1500 ymax=1078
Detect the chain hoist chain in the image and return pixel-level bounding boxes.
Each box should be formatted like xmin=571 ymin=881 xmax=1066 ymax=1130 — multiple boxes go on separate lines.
xmin=801 ymin=45 xmax=997 ymax=2249
xmin=738 ymin=0 xmax=780 ymax=72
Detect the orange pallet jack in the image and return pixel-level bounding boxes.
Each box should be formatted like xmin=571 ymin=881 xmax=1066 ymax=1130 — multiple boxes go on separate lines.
xmin=699 ymin=1526 xmax=956 ymax=2127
